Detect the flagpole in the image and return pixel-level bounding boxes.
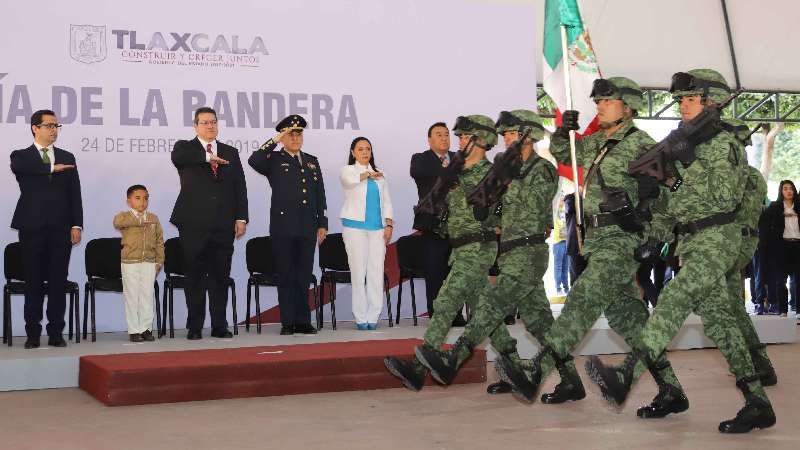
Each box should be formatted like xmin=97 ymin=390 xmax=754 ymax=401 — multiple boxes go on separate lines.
xmin=560 ymin=24 xmax=584 ymax=253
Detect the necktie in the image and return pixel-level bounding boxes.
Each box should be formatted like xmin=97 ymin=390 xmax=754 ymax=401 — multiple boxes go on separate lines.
xmin=440 ymin=155 xmax=448 ymax=167
xmin=42 ymin=147 xmax=52 ymax=181
xmin=207 ymin=143 xmax=218 ymax=177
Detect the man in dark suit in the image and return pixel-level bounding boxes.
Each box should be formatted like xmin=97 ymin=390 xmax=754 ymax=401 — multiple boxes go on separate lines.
xmin=170 ymin=107 xmax=248 ymax=340
xmin=409 ymin=122 xmax=466 ymax=326
xmin=248 ymin=115 xmax=327 ymax=335
xmin=10 ymin=109 xmax=83 ymax=349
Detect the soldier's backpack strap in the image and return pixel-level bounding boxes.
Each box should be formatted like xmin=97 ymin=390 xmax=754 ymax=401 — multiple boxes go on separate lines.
xmin=585 ymin=127 xmax=639 ymax=191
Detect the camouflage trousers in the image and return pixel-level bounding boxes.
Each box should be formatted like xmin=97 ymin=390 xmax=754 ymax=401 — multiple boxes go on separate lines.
xmin=422 ymin=240 xmax=497 ymax=348
xmin=727 ymin=237 xmax=771 ymax=363
xmin=453 ymin=243 xmax=569 ymax=371
xmin=535 ymin=234 xmax=683 ymax=391
xmin=639 ymin=223 xmax=768 ymax=401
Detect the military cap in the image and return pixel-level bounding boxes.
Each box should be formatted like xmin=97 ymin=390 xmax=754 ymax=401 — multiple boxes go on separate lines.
xmin=276 ymin=114 xmax=307 ymax=133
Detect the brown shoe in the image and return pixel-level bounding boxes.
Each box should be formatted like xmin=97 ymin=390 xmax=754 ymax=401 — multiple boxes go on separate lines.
xmin=129 ymin=333 xmax=143 ymax=342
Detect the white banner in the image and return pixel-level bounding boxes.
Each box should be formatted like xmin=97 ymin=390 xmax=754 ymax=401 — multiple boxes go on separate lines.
xmin=0 ymin=0 xmax=539 ymax=334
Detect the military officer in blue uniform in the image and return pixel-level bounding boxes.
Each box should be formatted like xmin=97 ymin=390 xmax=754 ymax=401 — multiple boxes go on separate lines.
xmin=249 ymin=115 xmax=328 ymax=335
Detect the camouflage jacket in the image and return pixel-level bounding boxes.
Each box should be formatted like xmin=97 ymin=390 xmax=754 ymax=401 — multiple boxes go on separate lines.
xmin=551 ymin=120 xmax=655 ymax=253
xmin=499 ymin=152 xmax=558 ymax=241
xmin=649 ymin=128 xmax=747 ymax=243
xmin=444 ymin=158 xmax=497 ymax=239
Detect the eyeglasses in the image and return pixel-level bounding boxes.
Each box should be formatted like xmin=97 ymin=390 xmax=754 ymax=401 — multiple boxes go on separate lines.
xmin=36 ymin=123 xmax=62 ymax=130
xmin=196 ymin=120 xmax=218 ymax=126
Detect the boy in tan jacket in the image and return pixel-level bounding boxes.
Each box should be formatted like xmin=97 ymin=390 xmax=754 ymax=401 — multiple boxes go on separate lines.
xmin=113 ymin=185 xmax=165 ymax=342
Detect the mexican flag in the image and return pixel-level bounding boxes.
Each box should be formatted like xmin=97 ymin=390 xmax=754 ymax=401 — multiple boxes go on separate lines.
xmin=543 ymin=0 xmax=600 ymax=135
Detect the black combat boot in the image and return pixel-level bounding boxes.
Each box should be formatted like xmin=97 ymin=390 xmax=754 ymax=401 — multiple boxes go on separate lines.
xmin=718 ymin=377 xmax=776 ymax=433
xmin=585 ymin=349 xmax=643 ymax=407
xmin=636 ymin=359 xmax=689 ymax=419
xmin=495 ymin=346 xmax=554 ymax=403
xmin=485 ymin=349 xmax=522 ymax=395
xmin=384 ymin=357 xmax=426 ymax=392
xmin=541 ymin=354 xmax=586 ymax=404
xmin=415 ymin=337 xmax=473 ymax=385
xmin=486 ymin=381 xmax=512 ymax=394
xmin=750 ymin=344 xmax=777 ymax=387
xmin=637 ymin=385 xmax=689 ymax=418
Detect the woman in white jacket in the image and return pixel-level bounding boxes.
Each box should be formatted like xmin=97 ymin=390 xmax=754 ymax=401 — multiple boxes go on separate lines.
xmin=339 ymin=137 xmax=394 ymax=330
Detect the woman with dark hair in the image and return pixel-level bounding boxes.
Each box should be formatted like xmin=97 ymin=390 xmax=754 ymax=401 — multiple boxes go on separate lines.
xmin=765 ymin=179 xmax=800 ymax=316
xmin=339 ymin=137 xmax=394 ymax=329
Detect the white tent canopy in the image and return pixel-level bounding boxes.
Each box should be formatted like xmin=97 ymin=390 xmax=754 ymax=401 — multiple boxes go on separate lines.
xmin=531 ymin=0 xmax=799 ymax=92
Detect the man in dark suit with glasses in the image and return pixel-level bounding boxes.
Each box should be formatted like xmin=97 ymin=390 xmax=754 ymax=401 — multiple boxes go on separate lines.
xmin=10 ymin=109 xmax=83 ymax=349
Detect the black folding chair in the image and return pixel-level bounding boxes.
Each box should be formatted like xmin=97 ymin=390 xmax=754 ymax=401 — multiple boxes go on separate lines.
xmin=3 ymin=242 xmax=80 ymax=346
xmin=395 ymin=234 xmax=425 ymax=326
xmin=318 ymin=233 xmax=392 ymax=330
xmin=245 ymin=236 xmax=319 ymax=333
xmin=84 ymin=237 xmax=160 ymax=342
xmin=161 ymin=236 xmax=238 ymax=338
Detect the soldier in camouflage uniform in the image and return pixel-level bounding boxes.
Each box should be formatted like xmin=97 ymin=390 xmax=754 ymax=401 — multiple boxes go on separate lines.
xmin=414 ymin=110 xmax=586 ymax=403
xmin=721 ymin=119 xmax=778 ymax=387
xmin=494 ymin=78 xmax=688 ymax=417
xmin=585 ymin=69 xmax=776 ymax=433
xmin=384 ymin=115 xmax=502 ymax=390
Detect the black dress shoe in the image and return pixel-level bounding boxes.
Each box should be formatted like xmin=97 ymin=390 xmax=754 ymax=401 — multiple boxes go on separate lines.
xmin=280 ymin=326 xmax=294 ymax=335
xmin=294 ymin=323 xmax=318 ymax=334
xmin=451 ymin=314 xmax=467 ymax=327
xmin=486 ymin=381 xmax=513 ymax=394
xmin=211 ymin=328 xmax=233 ymax=338
xmin=130 ymin=333 xmax=144 ymax=343
xmin=141 ymin=330 xmax=155 ymax=342
xmin=187 ymin=330 xmax=202 ymax=340
xmin=47 ymin=336 xmax=67 ymax=347
xmin=24 ymin=337 xmax=41 ymax=349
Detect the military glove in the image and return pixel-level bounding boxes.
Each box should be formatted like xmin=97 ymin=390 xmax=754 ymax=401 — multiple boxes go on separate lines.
xmin=635 ymin=174 xmax=661 ymax=202
xmin=663 ymin=128 xmax=696 ymax=166
xmin=562 ymin=110 xmax=580 ymax=132
xmin=553 ymin=110 xmax=580 ymax=138
xmin=634 ymin=239 xmax=667 ymax=264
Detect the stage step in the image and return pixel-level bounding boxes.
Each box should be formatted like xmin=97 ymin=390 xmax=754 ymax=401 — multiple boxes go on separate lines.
xmin=79 ymin=338 xmax=486 ymax=406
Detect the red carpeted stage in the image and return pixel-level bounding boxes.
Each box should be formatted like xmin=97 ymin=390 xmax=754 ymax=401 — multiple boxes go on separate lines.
xmin=79 ymin=338 xmax=486 ymax=406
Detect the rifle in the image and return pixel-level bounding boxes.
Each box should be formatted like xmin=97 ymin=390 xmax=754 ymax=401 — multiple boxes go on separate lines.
xmin=466 ymin=128 xmax=532 ymax=220
xmin=628 ymin=90 xmax=741 ymax=192
xmin=413 ymin=138 xmax=475 ymax=232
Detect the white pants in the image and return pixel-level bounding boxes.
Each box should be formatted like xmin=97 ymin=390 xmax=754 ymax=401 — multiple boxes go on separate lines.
xmin=121 ymin=262 xmax=157 ymax=334
xmin=342 ymin=227 xmax=386 ymax=324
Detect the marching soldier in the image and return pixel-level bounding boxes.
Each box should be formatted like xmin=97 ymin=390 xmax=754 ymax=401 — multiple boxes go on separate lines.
xmin=414 ymin=110 xmax=585 ymax=402
xmin=495 ymin=78 xmax=688 ymax=418
xmin=586 ymin=69 xmax=776 ymax=433
xmin=248 ymin=115 xmax=327 ymax=335
xmin=383 ymin=115 xmax=500 ymax=390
